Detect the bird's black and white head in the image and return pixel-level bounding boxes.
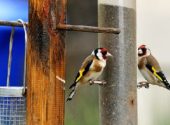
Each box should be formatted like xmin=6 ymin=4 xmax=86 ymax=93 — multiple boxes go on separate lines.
xmin=92 ymin=48 xmax=112 ymax=60
xmin=138 ymin=44 xmax=151 ymax=58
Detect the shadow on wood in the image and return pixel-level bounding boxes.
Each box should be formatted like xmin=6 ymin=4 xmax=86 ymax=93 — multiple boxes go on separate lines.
xmin=27 ymin=0 xmax=66 ymax=125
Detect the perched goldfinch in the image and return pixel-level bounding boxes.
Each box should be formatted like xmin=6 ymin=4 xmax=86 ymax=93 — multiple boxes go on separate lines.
xmin=138 ymin=44 xmax=170 ymax=90
xmin=67 ymin=48 xmax=112 ymax=101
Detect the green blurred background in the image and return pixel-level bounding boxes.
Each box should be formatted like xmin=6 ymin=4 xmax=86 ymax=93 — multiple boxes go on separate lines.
xmin=65 ymin=0 xmax=98 ymax=125
xmin=65 ymin=0 xmax=170 ymax=125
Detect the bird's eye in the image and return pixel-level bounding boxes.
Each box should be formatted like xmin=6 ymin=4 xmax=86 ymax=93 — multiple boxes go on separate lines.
xmin=138 ymin=49 xmax=143 ymax=54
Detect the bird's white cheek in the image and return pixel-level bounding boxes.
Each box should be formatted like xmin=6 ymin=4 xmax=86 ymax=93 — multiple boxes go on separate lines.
xmin=97 ymin=52 xmax=103 ymax=60
xmin=138 ymin=49 xmax=143 ymax=55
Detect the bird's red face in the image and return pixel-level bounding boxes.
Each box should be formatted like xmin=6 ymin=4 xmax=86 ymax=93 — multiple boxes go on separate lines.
xmin=138 ymin=44 xmax=150 ymax=57
xmin=92 ymin=48 xmax=112 ymax=60
xmin=100 ymin=48 xmax=108 ymax=59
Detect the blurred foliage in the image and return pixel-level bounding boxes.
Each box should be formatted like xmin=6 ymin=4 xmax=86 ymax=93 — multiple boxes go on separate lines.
xmin=65 ymin=86 xmax=99 ymax=125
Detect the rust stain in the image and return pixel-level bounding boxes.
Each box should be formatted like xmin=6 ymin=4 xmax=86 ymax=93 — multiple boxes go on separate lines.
xmin=130 ymin=99 xmax=134 ymax=106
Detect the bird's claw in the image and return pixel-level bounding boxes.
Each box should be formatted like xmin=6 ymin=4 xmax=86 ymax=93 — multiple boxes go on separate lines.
xmin=89 ymin=80 xmax=94 ymax=85
xmin=137 ymin=81 xmax=149 ymax=89
xmin=89 ymin=80 xmax=107 ymax=86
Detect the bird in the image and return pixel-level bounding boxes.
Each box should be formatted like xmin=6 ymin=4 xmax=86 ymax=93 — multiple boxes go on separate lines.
xmin=137 ymin=44 xmax=170 ymax=90
xmin=67 ymin=48 xmax=112 ymax=101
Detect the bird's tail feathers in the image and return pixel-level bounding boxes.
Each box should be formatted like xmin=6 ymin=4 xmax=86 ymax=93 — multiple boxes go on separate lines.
xmin=66 ymin=89 xmax=76 ymax=101
xmin=69 ymin=82 xmax=76 ymax=89
xmin=165 ymin=83 xmax=170 ymax=90
xmin=163 ymin=80 xmax=170 ymax=90
xmin=67 ymin=82 xmax=79 ymax=101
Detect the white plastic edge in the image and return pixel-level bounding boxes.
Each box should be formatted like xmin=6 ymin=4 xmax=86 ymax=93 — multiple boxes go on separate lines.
xmin=98 ymin=0 xmax=136 ymax=9
xmin=0 ymin=87 xmax=24 ymax=97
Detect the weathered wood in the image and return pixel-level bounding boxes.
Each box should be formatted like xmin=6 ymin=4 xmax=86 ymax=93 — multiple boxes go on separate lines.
xmin=27 ymin=0 xmax=66 ymax=125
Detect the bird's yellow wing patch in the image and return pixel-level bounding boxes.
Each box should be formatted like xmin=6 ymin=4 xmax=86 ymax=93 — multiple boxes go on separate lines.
xmin=152 ymin=67 xmax=163 ymax=81
xmin=75 ymin=69 xmax=85 ymax=82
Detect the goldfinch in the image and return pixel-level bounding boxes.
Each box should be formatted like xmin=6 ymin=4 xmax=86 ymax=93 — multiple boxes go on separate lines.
xmin=67 ymin=48 xmax=112 ymax=101
xmin=138 ymin=44 xmax=170 ymax=90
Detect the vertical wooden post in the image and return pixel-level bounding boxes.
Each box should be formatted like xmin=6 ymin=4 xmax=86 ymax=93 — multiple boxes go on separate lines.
xmin=98 ymin=0 xmax=137 ymax=125
xmin=27 ymin=0 xmax=66 ymax=125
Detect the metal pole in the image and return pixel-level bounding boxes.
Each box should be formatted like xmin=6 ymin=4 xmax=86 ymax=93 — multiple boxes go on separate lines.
xmin=27 ymin=0 xmax=66 ymax=125
xmin=0 ymin=20 xmax=120 ymax=34
xmin=0 ymin=20 xmax=28 ymax=27
xmin=6 ymin=27 xmax=15 ymax=87
xmin=56 ymin=24 xmax=120 ymax=34
xmin=98 ymin=0 xmax=137 ymax=125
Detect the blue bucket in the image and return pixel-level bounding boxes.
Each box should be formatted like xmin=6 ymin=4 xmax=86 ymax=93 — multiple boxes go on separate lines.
xmin=0 ymin=25 xmax=27 ymax=125
xmin=0 ymin=1 xmax=28 ymax=125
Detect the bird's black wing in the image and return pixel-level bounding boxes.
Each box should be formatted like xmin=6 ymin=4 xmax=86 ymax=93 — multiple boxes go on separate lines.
xmin=69 ymin=60 xmax=93 ymax=89
xmin=146 ymin=63 xmax=170 ymax=89
xmin=146 ymin=63 xmax=163 ymax=81
xmin=157 ymin=71 xmax=170 ymax=89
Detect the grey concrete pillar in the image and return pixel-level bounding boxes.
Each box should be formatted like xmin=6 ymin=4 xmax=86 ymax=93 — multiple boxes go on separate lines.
xmin=98 ymin=0 xmax=137 ymax=125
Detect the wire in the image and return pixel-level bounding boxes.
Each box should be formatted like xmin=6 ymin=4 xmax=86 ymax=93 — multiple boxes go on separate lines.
xmin=6 ymin=27 xmax=15 ymax=87
xmin=17 ymin=19 xmax=27 ymax=94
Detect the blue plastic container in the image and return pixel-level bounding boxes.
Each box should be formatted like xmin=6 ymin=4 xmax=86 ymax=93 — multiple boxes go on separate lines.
xmin=0 ymin=1 xmax=28 ymax=125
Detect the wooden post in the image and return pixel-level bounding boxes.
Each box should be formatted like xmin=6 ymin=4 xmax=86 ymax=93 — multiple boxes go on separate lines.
xmin=27 ymin=0 xmax=66 ymax=125
xmin=98 ymin=0 xmax=137 ymax=125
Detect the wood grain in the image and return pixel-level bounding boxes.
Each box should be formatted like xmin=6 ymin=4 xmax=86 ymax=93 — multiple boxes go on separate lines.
xmin=27 ymin=0 xmax=66 ymax=125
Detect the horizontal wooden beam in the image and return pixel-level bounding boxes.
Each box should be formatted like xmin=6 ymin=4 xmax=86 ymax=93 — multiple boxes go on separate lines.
xmin=0 ymin=20 xmax=120 ymax=34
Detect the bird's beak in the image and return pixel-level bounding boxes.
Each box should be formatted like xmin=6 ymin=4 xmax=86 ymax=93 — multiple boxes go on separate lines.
xmin=106 ymin=52 xmax=112 ymax=57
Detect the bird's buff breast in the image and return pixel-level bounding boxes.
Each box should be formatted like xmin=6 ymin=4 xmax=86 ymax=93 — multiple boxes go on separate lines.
xmin=92 ymin=59 xmax=106 ymax=72
xmin=81 ymin=70 xmax=103 ymax=84
xmin=79 ymin=60 xmax=105 ymax=84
